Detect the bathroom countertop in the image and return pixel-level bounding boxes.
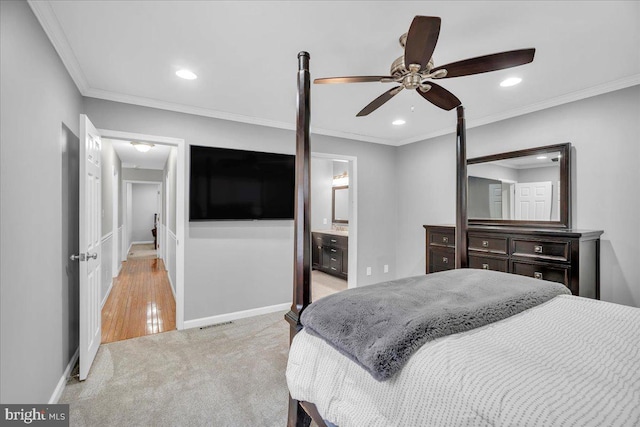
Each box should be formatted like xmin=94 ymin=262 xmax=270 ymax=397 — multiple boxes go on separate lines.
xmin=311 ymin=229 xmax=348 ymax=237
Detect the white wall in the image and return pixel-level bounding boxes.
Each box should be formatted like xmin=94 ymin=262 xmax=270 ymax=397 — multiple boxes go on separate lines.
xmin=1 ymin=0 xmax=83 ymax=403
xmin=397 ymin=86 xmax=640 ymax=307
xmin=131 ymin=183 xmax=159 ymax=243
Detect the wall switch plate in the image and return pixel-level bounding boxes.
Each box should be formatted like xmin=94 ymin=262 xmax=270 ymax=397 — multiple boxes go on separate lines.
xmin=366 ymin=267 xmax=372 ymax=276
xmin=323 ymin=218 xmax=328 ymax=224
xmin=384 ymin=265 xmax=389 ymax=273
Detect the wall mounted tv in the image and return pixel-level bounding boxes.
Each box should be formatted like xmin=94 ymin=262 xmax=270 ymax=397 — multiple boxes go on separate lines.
xmin=189 ymin=145 xmax=295 ymax=221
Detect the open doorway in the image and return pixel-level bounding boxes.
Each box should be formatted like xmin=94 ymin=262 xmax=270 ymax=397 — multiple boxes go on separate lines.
xmin=98 ymin=131 xmax=184 ymax=344
xmin=310 ymin=153 xmax=357 ymax=301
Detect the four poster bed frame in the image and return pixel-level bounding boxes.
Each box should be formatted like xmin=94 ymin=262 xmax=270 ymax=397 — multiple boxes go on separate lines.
xmin=284 ymin=51 xmax=469 ymax=427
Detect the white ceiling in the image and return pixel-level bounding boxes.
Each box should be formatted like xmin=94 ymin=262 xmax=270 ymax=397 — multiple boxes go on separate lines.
xmin=30 ymin=1 xmax=640 ymax=146
xmin=108 ymin=139 xmax=172 ymax=170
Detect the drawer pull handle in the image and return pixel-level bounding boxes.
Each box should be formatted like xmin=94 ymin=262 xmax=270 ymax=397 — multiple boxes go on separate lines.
xmin=442 ymin=236 xmax=448 ymax=243
xmin=331 ymin=249 xmax=337 ymax=253
xmin=331 ymin=267 xmax=337 ymax=271
xmin=442 ymin=257 xmax=448 ymax=264
xmin=331 ymin=258 xmax=337 ymax=261
xmin=482 ymin=263 xmax=489 ymax=270
xmin=331 ymin=239 xmax=337 ymax=243
xmin=534 ymin=272 xmax=543 ymax=279
xmin=534 ymin=245 xmax=543 ymax=254
xmin=482 ymin=241 xmax=489 ymax=247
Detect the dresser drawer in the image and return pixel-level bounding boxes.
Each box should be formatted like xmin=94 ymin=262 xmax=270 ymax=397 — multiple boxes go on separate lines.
xmin=468 ymin=234 xmax=508 ymax=255
xmin=322 ymin=234 xmax=347 ymax=247
xmin=511 ymin=238 xmax=570 ymax=262
xmin=429 ymin=230 xmax=455 ymax=247
xmin=511 ymin=261 xmax=570 ymax=289
xmin=429 ymin=247 xmax=455 ymax=271
xmin=468 ymin=255 xmax=508 ymax=272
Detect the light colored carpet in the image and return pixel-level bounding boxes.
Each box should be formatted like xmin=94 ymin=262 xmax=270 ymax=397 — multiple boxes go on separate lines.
xmin=128 ymin=243 xmax=157 ymax=260
xmin=61 ymin=311 xmax=291 ymax=426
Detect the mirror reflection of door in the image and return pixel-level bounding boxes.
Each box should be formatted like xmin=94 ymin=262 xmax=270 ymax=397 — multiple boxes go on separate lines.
xmin=332 ymin=185 xmax=349 ymax=223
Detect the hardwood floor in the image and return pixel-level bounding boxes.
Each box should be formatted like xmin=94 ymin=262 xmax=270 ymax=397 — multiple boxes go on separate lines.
xmin=101 ymin=257 xmax=176 ymax=344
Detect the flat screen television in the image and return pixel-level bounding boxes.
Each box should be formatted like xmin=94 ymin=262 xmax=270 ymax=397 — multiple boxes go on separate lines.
xmin=189 ymin=145 xmax=295 ymax=221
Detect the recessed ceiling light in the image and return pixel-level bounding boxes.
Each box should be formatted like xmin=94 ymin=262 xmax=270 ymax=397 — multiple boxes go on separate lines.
xmin=392 ymin=119 xmax=406 ymax=126
xmin=176 ymin=69 xmax=197 ymax=80
xmin=500 ymin=77 xmax=522 ymax=87
xmin=536 ymin=155 xmax=547 ymax=160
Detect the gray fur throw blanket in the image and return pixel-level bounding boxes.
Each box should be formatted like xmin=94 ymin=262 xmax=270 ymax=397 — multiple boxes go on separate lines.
xmin=300 ymin=269 xmax=570 ymax=381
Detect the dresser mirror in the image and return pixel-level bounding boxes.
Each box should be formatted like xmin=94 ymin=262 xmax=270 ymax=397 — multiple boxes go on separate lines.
xmin=332 ymin=185 xmax=349 ymax=224
xmin=467 ymin=143 xmax=571 ymax=228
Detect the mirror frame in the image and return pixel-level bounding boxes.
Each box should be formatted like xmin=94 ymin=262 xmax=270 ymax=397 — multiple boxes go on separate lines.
xmin=467 ymin=143 xmax=571 ymax=228
xmin=332 ymin=185 xmax=349 ymax=224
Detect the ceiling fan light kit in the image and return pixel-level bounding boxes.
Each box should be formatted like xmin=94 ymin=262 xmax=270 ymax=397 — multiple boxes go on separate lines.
xmin=314 ymin=15 xmax=535 ymax=116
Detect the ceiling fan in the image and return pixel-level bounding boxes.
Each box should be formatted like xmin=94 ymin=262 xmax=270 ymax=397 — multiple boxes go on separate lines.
xmin=314 ymin=16 xmax=535 ymax=116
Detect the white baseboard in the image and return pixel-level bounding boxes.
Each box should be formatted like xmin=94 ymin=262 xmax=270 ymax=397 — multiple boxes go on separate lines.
xmin=131 ymin=240 xmax=154 ymax=245
xmin=183 ymin=302 xmax=290 ymax=329
xmin=166 ymin=273 xmax=176 ymax=300
xmin=49 ymin=347 xmax=79 ymax=404
xmin=101 ymin=278 xmax=113 ymax=309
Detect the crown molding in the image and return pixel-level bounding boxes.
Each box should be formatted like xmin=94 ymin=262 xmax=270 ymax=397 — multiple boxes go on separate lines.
xmin=29 ymin=0 xmax=638 ymax=148
xmin=397 ymin=74 xmax=640 ymax=146
xmin=85 ymin=87 xmax=394 ymax=145
xmin=28 ymin=0 xmax=89 ymax=93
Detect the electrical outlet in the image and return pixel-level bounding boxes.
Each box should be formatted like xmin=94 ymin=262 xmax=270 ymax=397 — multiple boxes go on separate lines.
xmin=384 ymin=264 xmax=389 ymax=273
xmin=323 ymin=218 xmax=328 ymax=224
xmin=366 ymin=267 xmax=372 ymax=276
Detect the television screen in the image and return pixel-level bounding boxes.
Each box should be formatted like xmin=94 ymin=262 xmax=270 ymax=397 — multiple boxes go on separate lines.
xmin=189 ymin=145 xmax=295 ymax=221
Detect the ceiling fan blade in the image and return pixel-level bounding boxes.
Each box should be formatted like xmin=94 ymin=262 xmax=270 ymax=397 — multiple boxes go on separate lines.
xmin=356 ymin=86 xmax=403 ymax=117
xmin=416 ymin=82 xmax=461 ymax=111
xmin=431 ymin=48 xmax=536 ymax=78
xmin=404 ymin=16 xmax=441 ymax=71
xmin=314 ymin=76 xmax=395 ymax=84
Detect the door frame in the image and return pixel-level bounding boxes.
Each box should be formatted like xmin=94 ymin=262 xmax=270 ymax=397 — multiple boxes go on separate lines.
xmin=98 ymin=129 xmax=186 ymax=329
xmin=311 ymin=152 xmax=358 ymax=289
xmin=123 ymin=180 xmax=162 ymax=247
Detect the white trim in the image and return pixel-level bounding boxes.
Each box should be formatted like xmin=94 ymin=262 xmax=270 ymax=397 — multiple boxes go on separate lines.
xmin=98 ymin=128 xmax=186 ymax=330
xmin=167 ymin=229 xmax=177 ymax=240
xmin=397 ymin=75 xmax=640 ymax=146
xmin=166 ymin=269 xmax=176 ymax=300
xmin=130 ymin=240 xmax=154 ymax=245
xmin=311 ymin=152 xmax=358 ymax=289
xmin=48 ymin=347 xmax=79 ymax=404
xmin=27 ymin=1 xmax=89 ymax=93
xmin=100 ymin=279 xmax=113 ymax=309
xmin=183 ymin=303 xmax=290 ymax=330
xmin=100 ymin=231 xmax=113 ymax=242
xmin=27 ymin=2 xmax=640 ymax=147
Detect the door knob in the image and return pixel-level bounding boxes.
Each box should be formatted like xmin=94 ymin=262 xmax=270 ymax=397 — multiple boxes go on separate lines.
xmin=70 ymin=253 xmax=85 ymax=261
xmin=87 ymin=252 xmax=98 ymax=260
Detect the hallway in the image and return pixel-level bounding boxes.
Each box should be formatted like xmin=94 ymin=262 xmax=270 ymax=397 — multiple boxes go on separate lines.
xmin=101 ymin=245 xmax=176 ymax=343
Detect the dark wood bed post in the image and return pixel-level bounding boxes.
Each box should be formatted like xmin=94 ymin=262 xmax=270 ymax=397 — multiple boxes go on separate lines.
xmin=285 ymin=51 xmax=313 ymax=427
xmin=455 ymin=105 xmax=468 ymax=269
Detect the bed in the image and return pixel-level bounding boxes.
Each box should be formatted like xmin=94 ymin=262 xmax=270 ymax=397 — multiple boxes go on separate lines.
xmin=284 ymin=52 xmax=640 ymax=427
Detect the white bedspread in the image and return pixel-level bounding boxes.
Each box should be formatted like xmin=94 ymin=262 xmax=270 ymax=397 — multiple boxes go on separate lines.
xmin=287 ymin=295 xmax=640 ymax=427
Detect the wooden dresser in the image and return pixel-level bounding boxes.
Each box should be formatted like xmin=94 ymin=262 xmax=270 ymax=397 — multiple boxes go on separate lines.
xmin=312 ymin=231 xmax=348 ymax=279
xmin=424 ymin=225 xmax=603 ymax=299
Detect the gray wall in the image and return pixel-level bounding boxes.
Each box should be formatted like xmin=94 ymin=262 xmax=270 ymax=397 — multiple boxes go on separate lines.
xmin=100 ymin=139 xmax=121 ymax=235
xmin=1 ymin=0 xmax=83 ymax=403
xmin=131 ymin=183 xmax=159 ymax=242
xmin=311 ymin=157 xmax=333 ymax=231
xmin=122 ymin=167 xmax=163 ymax=182
xmin=397 ymin=86 xmax=640 ymax=307
xmin=82 ymin=98 xmax=398 ymax=321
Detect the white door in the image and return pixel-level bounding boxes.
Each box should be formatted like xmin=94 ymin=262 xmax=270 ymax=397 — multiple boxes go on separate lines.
xmin=79 ymin=115 xmax=102 ymax=380
xmin=488 ymin=184 xmax=502 ymax=219
xmin=515 ymin=181 xmax=552 ymax=221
